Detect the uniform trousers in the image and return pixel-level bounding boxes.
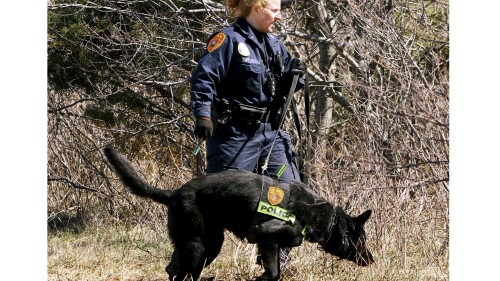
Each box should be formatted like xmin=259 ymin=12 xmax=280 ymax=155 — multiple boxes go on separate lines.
xmin=206 ymin=120 xmax=300 ymax=182
xmin=207 ymin=119 xmax=299 ymax=268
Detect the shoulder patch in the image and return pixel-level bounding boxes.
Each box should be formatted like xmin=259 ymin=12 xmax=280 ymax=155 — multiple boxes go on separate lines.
xmin=207 ymin=32 xmax=226 ymax=52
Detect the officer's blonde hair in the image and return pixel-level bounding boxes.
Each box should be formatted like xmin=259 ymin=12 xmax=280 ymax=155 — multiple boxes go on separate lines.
xmin=225 ymin=0 xmax=266 ymax=17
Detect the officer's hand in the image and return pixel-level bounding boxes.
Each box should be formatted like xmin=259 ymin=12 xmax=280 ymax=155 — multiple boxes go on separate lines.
xmin=290 ymin=58 xmax=306 ymax=75
xmin=194 ymin=117 xmax=213 ymax=140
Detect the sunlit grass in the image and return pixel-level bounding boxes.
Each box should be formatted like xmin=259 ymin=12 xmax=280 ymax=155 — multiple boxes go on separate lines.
xmin=48 ymin=219 xmax=448 ymax=281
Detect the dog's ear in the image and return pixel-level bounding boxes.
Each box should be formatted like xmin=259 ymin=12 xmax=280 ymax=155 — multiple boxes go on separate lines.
xmin=355 ymin=209 xmax=372 ymax=225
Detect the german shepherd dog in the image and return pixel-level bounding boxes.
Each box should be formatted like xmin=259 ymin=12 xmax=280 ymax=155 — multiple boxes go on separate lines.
xmin=103 ymin=147 xmax=374 ymax=281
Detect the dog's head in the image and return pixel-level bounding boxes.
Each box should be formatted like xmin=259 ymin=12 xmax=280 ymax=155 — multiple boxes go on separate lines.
xmin=321 ymin=207 xmax=374 ymax=266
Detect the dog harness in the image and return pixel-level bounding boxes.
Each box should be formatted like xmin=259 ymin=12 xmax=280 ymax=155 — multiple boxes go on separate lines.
xmin=256 ymin=180 xmax=296 ymax=223
xmin=245 ymin=176 xmax=311 ymax=244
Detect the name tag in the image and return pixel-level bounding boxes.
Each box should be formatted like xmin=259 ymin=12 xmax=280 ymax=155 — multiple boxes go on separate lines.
xmin=257 ymin=201 xmax=296 ymax=223
xmin=242 ymin=57 xmax=260 ymax=64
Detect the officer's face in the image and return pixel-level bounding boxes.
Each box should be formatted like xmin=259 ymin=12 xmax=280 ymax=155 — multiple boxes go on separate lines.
xmin=252 ymin=0 xmax=282 ymax=33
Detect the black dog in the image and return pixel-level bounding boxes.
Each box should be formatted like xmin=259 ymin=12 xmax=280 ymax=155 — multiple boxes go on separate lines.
xmin=103 ymin=147 xmax=374 ymax=281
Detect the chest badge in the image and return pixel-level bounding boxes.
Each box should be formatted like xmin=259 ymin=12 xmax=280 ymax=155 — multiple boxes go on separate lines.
xmin=268 ymin=186 xmax=285 ymax=206
xmin=237 ymin=42 xmax=250 ymax=57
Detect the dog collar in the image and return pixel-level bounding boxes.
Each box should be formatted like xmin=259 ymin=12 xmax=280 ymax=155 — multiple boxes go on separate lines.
xmin=321 ymin=211 xmax=339 ymax=248
xmin=321 ymin=211 xmax=351 ymax=257
xmin=301 ymin=225 xmax=308 ymax=237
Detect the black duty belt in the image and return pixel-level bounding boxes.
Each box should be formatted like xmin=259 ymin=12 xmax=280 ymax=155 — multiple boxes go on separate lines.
xmin=230 ymin=104 xmax=270 ymax=124
xmin=212 ymin=97 xmax=271 ymax=128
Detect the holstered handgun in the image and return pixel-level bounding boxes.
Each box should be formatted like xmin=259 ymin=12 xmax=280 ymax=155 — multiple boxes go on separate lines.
xmin=231 ymin=104 xmax=268 ymax=130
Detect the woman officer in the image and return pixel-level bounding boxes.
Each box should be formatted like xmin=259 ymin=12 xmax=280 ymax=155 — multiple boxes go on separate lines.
xmin=191 ymin=0 xmax=306 ymax=183
xmin=189 ymin=0 xmax=306 ymax=276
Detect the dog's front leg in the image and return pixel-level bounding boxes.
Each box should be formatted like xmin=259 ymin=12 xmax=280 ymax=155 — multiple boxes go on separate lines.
xmin=166 ymin=249 xmax=180 ymax=281
xmin=255 ymin=241 xmax=280 ymax=281
xmin=255 ymin=220 xmax=303 ymax=247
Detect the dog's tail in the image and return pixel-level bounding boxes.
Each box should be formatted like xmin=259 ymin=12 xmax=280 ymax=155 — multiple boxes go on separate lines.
xmin=103 ymin=146 xmax=171 ymax=205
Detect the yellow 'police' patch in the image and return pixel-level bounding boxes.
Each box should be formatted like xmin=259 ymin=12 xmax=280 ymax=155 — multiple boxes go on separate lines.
xmin=207 ymin=32 xmax=226 ymax=52
xmin=257 ymin=201 xmax=296 ymax=223
xmin=268 ymin=186 xmax=284 ymax=206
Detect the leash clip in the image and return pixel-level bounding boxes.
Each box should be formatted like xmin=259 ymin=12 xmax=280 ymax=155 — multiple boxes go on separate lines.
xmin=194 ymin=139 xmax=201 ymax=156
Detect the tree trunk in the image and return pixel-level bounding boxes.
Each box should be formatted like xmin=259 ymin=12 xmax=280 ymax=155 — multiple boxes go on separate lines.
xmin=312 ymin=0 xmax=335 ymax=145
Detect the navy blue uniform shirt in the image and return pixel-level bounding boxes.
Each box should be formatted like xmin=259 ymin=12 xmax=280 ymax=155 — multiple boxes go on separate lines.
xmin=190 ymin=17 xmax=304 ymax=118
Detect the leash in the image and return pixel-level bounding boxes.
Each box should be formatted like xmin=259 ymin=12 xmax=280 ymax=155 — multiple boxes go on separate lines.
xmin=299 ymin=73 xmax=311 ymax=184
xmin=261 ymin=74 xmax=299 ymax=174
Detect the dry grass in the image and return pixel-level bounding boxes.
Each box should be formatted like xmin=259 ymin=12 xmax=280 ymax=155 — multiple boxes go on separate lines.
xmin=48 ymin=140 xmax=448 ymax=281
xmin=48 ymin=217 xmax=448 ymax=281
xmin=47 ymin=132 xmax=448 ymax=280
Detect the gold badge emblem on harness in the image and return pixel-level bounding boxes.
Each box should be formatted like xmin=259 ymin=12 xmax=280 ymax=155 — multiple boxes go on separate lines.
xmin=267 ymin=186 xmax=284 ymax=206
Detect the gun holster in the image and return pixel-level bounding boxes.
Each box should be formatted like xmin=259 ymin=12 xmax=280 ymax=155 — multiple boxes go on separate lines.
xmin=231 ymin=104 xmax=269 ymax=130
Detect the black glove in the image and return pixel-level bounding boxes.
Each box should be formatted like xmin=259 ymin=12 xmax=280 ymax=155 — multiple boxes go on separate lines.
xmin=290 ymin=58 xmax=306 ymax=75
xmin=194 ymin=118 xmax=213 ymax=140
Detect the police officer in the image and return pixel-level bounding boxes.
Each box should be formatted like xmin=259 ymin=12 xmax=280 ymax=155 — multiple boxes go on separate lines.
xmin=191 ymin=0 xmax=305 ymax=180
xmin=190 ymin=0 xmax=306 ymax=275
